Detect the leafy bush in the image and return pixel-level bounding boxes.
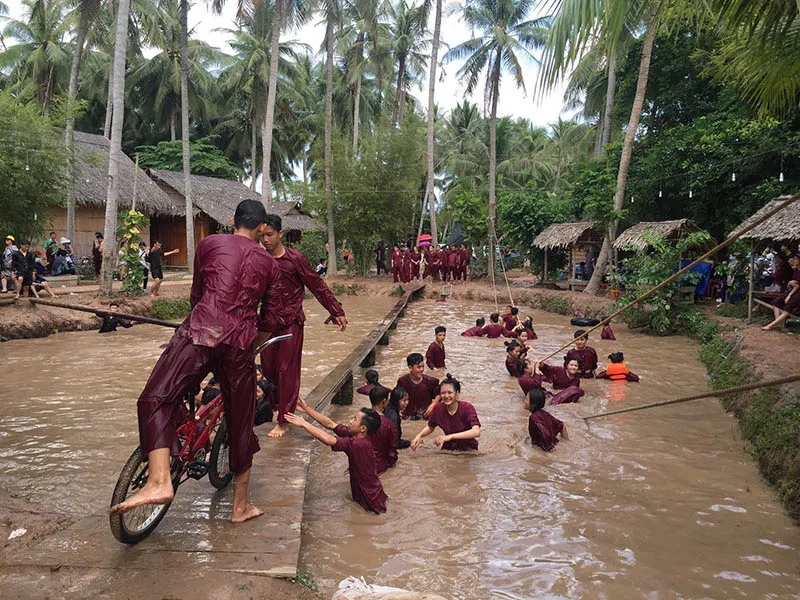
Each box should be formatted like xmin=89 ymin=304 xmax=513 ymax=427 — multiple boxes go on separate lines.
xmin=680 ymin=311 xmax=719 ymax=343
xmin=538 ymin=294 xmax=571 ymax=315
xmin=715 ymin=303 xmax=748 ymax=319
xmin=151 ymin=297 xmax=191 ymax=320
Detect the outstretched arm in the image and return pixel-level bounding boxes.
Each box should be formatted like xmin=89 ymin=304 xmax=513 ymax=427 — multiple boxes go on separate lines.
xmin=435 ymin=425 xmax=480 ymax=447
xmin=295 ymin=251 xmax=347 ymax=329
xmin=410 ymin=424 xmax=435 ymax=450
xmin=285 ymin=413 xmax=337 ymax=446
xmin=295 ymin=396 xmax=337 ymax=430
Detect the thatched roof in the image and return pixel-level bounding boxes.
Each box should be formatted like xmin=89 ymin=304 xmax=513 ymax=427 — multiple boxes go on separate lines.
xmin=729 ymin=196 xmax=800 ymax=241
xmin=73 ymin=132 xmax=179 ymax=215
xmin=533 ymin=221 xmax=597 ymax=249
xmin=613 ymin=219 xmax=706 ymax=250
xmin=148 ymin=169 xmax=322 ymax=232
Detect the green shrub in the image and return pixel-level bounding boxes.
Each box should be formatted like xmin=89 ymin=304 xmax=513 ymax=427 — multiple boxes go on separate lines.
xmin=151 ymin=297 xmax=191 ymax=320
xmin=77 ymin=263 xmax=96 ymax=281
xmin=715 ymin=303 xmax=749 ymax=319
xmin=539 ymin=294 xmax=571 ymax=315
xmin=680 ymin=311 xmax=719 ymax=344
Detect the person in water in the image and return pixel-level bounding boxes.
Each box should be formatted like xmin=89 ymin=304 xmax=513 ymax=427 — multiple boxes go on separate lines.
xmin=504 ymin=340 xmax=528 ymax=378
xmin=285 ymin=408 xmax=387 ymax=514
xmin=514 ymin=316 xmax=537 ymax=340
xmin=596 ymin=352 xmax=640 ymax=382
xmin=111 ymin=199 xmax=282 ymax=523
xmin=526 ymin=388 xmax=568 ymax=452
xmin=500 ymin=305 xmax=519 ymax=331
xmin=410 ymin=374 xmax=481 ymax=452
xmin=384 ymin=386 xmax=411 ymax=449
xmin=535 ymin=358 xmax=585 ymax=405
xmin=396 ymin=352 xmax=440 ymax=419
xmin=482 ymin=313 xmax=514 ymax=338
xmin=461 ymin=317 xmax=485 ymax=337
xmin=426 ymin=326 xmax=447 ymax=370
xmin=357 ymin=369 xmax=391 ymax=396
xmin=564 ymin=330 xmax=597 ymax=378
xmin=97 ymin=302 xmax=133 ymax=333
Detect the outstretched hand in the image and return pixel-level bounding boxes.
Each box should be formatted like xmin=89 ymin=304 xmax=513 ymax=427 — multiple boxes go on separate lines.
xmin=295 ymin=396 xmax=308 ymax=413
xmin=325 ymin=315 xmax=348 ymax=331
xmin=434 ymin=435 xmax=449 ymax=447
xmin=410 ymin=437 xmax=424 ymax=451
xmin=284 ymin=412 xmax=306 ymax=427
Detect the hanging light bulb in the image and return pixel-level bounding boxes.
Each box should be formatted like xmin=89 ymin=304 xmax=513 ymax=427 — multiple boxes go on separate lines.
xmin=779 ymin=154 xmax=784 ymax=182
xmin=689 ymin=188 xmax=693 ymax=199
xmin=731 ymin=172 xmax=736 ymax=182
xmin=25 ymin=163 xmax=30 ymax=171
xmin=658 ymin=189 xmax=663 ymax=198
xmin=33 ymin=212 xmax=37 ymax=221
xmin=630 ymin=195 xmax=635 ymax=204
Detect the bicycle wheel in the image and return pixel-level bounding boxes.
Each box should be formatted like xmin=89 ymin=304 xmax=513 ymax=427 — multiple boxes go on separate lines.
xmin=208 ymin=421 xmax=233 ymax=489
xmin=109 ymin=446 xmax=180 ymax=544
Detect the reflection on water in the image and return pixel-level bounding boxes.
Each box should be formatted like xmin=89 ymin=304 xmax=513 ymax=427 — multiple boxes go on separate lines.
xmin=0 ymin=296 xmax=395 ymax=517
xmin=300 ymin=299 xmax=800 ymax=599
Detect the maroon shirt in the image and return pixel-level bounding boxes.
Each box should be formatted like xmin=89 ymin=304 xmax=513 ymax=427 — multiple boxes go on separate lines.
xmin=565 ymin=346 xmax=598 ymax=378
xmin=461 ymin=326 xmax=484 ymax=337
xmin=426 ymin=341 xmax=446 ymax=370
xmin=427 ymin=401 xmax=481 ymax=451
xmin=334 ymin=415 xmax=398 ymax=474
xmin=189 ymin=234 xmax=281 ymax=350
xmin=259 ymin=247 xmax=344 ymax=331
xmin=500 ymin=314 xmax=518 ymax=331
xmin=396 ymin=373 xmax=439 ymax=418
xmin=481 ymin=323 xmax=513 ymax=338
xmin=529 ymin=411 xmax=563 ymax=452
xmin=356 ymin=383 xmax=391 ymax=396
xmin=519 ymin=375 xmax=548 ymax=396
xmin=539 ymin=363 xmax=581 ymax=390
xmin=332 ymin=436 xmax=387 ymax=513
xmin=505 ymin=355 xmax=526 ymax=377
xmin=391 ymin=250 xmax=402 ymax=270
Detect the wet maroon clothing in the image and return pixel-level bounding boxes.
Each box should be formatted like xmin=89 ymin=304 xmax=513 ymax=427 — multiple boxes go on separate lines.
xmin=260 ymin=247 xmax=345 ymax=424
xmin=430 ymin=252 xmax=441 ymax=279
xmin=138 ymin=234 xmax=281 ymax=474
xmin=422 ymin=250 xmax=431 ymax=278
xmin=426 ymin=341 xmax=446 ymax=370
xmin=334 ymin=415 xmax=397 ymax=475
xmin=500 ymin=314 xmax=518 ymax=331
xmin=529 ymin=410 xmax=563 ymax=452
xmin=356 ymin=383 xmax=391 ymax=396
xmin=400 ymin=250 xmax=411 ymax=283
xmin=411 ymin=251 xmax=421 ymax=278
xmin=461 ymin=325 xmax=484 ymax=337
xmin=774 ymin=279 xmax=800 ymax=313
xmin=332 ymin=435 xmax=387 ymax=513
xmin=565 ymin=346 xmax=598 ymax=378
xmin=601 ymin=325 xmax=616 ymax=340
xmin=505 ymin=355 xmax=527 ymax=378
xmin=482 ymin=323 xmax=513 ymax=338
xmin=427 ymin=401 xmax=481 ymax=451
xmin=550 ymin=386 xmax=584 ymax=405
xmin=519 ymin=375 xmax=548 ymax=396
xmin=391 ymin=250 xmax=402 ymax=282
xmin=539 ymin=363 xmax=581 ymax=390
xmin=396 ymin=373 xmax=439 ymax=418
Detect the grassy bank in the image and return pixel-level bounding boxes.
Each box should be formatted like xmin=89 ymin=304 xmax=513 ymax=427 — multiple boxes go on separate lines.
xmin=681 ymin=311 xmax=800 ymax=520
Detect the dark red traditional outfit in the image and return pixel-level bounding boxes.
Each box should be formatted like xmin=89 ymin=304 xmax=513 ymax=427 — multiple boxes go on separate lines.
xmin=528 ymin=410 xmax=564 ymax=452
xmin=334 ymin=415 xmax=398 ymax=475
xmin=422 ymin=249 xmax=431 ymax=279
xmin=505 ymin=355 xmax=527 ymax=378
xmin=565 ymin=346 xmax=598 ymax=378
xmin=411 ymin=251 xmax=421 ymax=279
xmin=396 ymin=373 xmax=439 ymax=418
xmin=260 ymin=247 xmax=344 ymax=425
xmin=331 ymin=435 xmax=387 ymax=513
xmin=440 ymin=249 xmax=451 ymax=282
xmin=519 ymin=374 xmax=548 ymax=397
xmin=427 ymin=401 xmax=481 ymax=451
xmin=538 ymin=363 xmax=584 ymax=405
xmin=481 ymin=323 xmax=513 ymax=338
xmin=500 ymin=313 xmax=518 ymax=331
xmin=461 ymin=325 xmax=484 ymax=337
xmin=430 ymin=251 xmax=441 ymax=281
xmin=137 ymin=234 xmax=281 ymax=475
xmin=774 ymin=272 xmax=800 ymax=313
xmin=400 ymin=249 xmax=411 ymax=283
xmin=391 ymin=249 xmax=402 ymax=283
xmin=448 ymin=250 xmax=459 ymax=281
xmin=425 ymin=341 xmax=446 ymax=370
xmin=600 ymin=325 xmax=616 ymax=340
xmin=356 ymin=383 xmax=391 ymax=396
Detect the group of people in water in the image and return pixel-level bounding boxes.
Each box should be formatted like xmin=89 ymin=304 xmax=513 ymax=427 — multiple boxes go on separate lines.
xmin=389 ymin=244 xmax=472 ymax=284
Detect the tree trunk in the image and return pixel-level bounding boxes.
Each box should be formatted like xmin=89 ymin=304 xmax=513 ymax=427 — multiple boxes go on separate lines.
xmin=391 ymin=54 xmax=405 ymax=127
xmin=250 ymin=121 xmax=257 ymax=190
xmin=593 ymin=113 xmax=603 ymax=158
xmin=103 ymin=52 xmax=114 ymax=138
xmin=585 ymin=4 xmax=658 ymax=296
xmin=100 ymin=0 xmax=131 ymax=293
xmin=352 ymin=32 xmax=363 ymax=154
xmin=487 ymin=54 xmax=501 ymax=280
xmin=423 ymin=0 xmax=442 ymax=246
xmin=261 ymin=0 xmax=282 ymax=200
xmin=65 ymin=1 xmax=95 ymax=244
xmin=180 ymin=0 xmax=194 ymax=272
xmin=170 ymin=110 xmax=177 ymax=141
xmin=325 ymin=13 xmax=338 ymax=276
xmin=601 ymin=50 xmax=617 ymax=148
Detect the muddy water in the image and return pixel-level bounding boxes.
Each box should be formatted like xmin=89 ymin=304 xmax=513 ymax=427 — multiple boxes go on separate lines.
xmin=300 ymin=299 xmax=800 ymax=599
xmin=0 ymin=296 xmax=395 ymax=517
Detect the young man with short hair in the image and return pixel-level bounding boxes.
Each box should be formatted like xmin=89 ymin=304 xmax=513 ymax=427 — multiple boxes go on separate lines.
xmin=425 ymin=326 xmax=447 ymax=370
xmin=259 ymin=213 xmax=347 ymax=438
xmin=396 ymin=352 xmax=440 ymax=419
xmin=11 ymin=240 xmax=35 ymax=299
xmin=148 ymin=241 xmax=179 ymax=296
xmin=111 ymin=199 xmax=282 ymax=524
xmin=461 ymin=318 xmax=485 ymax=337
xmin=564 ymin=330 xmax=598 ymax=378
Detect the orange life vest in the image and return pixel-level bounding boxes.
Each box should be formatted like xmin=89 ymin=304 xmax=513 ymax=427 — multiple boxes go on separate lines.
xmin=605 ymin=363 xmax=630 ymax=381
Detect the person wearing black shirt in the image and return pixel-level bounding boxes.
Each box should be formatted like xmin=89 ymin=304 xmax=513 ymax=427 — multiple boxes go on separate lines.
xmin=11 ymin=241 xmax=35 ymax=299
xmin=97 ymin=302 xmax=133 ymax=333
xmin=147 ymin=241 xmax=179 ymax=296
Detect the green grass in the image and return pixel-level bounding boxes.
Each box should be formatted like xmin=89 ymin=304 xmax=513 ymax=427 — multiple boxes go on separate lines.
xmin=715 ymin=303 xmax=749 ymax=319
xmin=290 ymin=569 xmax=319 ymax=592
xmin=150 ymin=297 xmax=191 ymax=321
xmin=538 ymin=295 xmax=571 ymax=315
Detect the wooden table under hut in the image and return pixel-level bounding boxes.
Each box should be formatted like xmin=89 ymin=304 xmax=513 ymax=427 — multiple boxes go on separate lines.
xmin=533 ymin=221 xmax=603 ymax=291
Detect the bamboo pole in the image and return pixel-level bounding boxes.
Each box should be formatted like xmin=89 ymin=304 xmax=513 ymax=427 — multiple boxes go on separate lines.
xmin=497 ymin=241 xmax=514 ymax=306
xmin=28 ymin=298 xmax=180 ymax=328
xmin=538 ymin=192 xmax=800 ymax=364
xmin=584 ymin=374 xmax=800 ymax=421
xmin=132 ymin=153 xmax=139 ymax=211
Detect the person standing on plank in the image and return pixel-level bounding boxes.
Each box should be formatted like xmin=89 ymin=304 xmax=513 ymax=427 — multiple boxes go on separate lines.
xmin=260 ymin=213 xmax=347 ymax=438
xmin=111 ymin=200 xmax=282 ymax=523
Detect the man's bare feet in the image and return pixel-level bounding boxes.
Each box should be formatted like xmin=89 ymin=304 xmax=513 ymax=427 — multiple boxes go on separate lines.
xmin=268 ymin=423 xmax=289 ymax=438
xmin=109 ymin=482 xmax=174 ymax=514
xmin=232 ymin=503 xmax=263 ymax=523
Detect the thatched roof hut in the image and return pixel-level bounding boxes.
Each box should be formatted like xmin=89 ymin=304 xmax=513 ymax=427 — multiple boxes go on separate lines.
xmin=74 ymin=132 xmax=178 ymax=215
xmin=729 ymin=196 xmax=800 ymax=241
xmin=613 ymin=219 xmax=710 ymax=251
xmin=147 ymin=169 xmax=322 ymax=232
xmin=533 ymin=221 xmax=598 ymax=249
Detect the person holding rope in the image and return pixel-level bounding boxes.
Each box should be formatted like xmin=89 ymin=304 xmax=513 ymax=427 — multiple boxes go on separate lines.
xmin=111 ymin=199 xmax=283 ymax=523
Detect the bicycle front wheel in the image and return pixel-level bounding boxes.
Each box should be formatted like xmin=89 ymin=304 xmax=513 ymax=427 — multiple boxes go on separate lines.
xmin=109 ymin=446 xmax=180 ymax=544
xmin=208 ymin=421 xmax=233 ymax=489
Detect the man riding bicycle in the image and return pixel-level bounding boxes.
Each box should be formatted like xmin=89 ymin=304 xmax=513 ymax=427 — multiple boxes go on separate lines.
xmin=111 ymin=199 xmax=283 ymax=523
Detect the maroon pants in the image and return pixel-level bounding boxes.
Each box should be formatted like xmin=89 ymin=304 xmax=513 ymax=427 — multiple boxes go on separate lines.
xmin=137 ymin=327 xmax=259 ymax=474
xmin=260 ymin=322 xmax=304 ymax=424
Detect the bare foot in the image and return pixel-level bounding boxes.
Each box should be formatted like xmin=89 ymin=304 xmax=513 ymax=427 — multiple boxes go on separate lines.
xmin=109 ymin=482 xmax=174 ymax=514
xmin=232 ymin=503 xmax=263 ymax=523
xmin=267 ymin=423 xmax=289 ymax=438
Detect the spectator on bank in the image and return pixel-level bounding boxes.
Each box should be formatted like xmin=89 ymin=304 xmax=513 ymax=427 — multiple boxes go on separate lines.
xmin=44 ymin=231 xmax=58 ymax=272
xmin=52 ymin=238 xmax=77 ymax=276
xmin=2 ymin=235 xmax=18 ymax=293
xmin=148 ymin=241 xmax=179 ymax=297
xmin=138 ymin=242 xmax=149 ymax=290
xmin=11 ymin=240 xmax=36 ymax=299
xmin=93 ymin=232 xmax=104 ymax=279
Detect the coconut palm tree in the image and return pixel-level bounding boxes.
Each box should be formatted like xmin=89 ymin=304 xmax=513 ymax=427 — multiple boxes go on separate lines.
xmin=443 ymin=0 xmax=549 ymax=276
xmin=322 ymin=0 xmax=342 ymax=274
xmin=388 ymin=0 xmax=428 ymax=126
xmin=422 ymin=0 xmax=441 ymax=244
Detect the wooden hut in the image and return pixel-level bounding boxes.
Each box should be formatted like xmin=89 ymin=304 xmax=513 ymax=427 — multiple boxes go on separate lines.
xmin=533 ymin=221 xmax=602 ymax=290
xmin=729 ymin=196 xmax=800 ymax=320
xmin=613 ymin=219 xmax=713 ymax=252
xmin=147 ymin=170 xmax=322 ymax=266
xmin=49 ymin=132 xmax=180 ymax=257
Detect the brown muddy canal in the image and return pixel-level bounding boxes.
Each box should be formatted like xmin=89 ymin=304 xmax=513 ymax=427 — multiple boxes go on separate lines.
xmin=1 ymin=296 xmax=798 ymax=599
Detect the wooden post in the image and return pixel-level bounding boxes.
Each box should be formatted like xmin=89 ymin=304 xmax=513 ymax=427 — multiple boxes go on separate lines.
xmin=543 ymin=248 xmax=549 ymax=282
xmin=747 ymin=240 xmax=755 ymax=322
xmin=378 ymin=332 xmax=390 ymax=345
xmin=332 ymin=371 xmax=354 ymax=405
xmin=359 ymin=349 xmax=376 ymax=368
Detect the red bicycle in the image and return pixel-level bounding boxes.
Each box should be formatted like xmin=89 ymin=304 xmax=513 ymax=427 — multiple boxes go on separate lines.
xmin=109 ymin=334 xmax=291 ymax=544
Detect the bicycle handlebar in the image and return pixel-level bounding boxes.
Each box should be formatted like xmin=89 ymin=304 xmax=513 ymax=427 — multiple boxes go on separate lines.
xmin=253 ymin=333 xmax=293 ymax=356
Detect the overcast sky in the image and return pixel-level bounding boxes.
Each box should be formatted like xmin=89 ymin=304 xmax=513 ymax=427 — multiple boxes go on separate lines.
xmin=3 ymin=0 xmax=576 ymax=128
